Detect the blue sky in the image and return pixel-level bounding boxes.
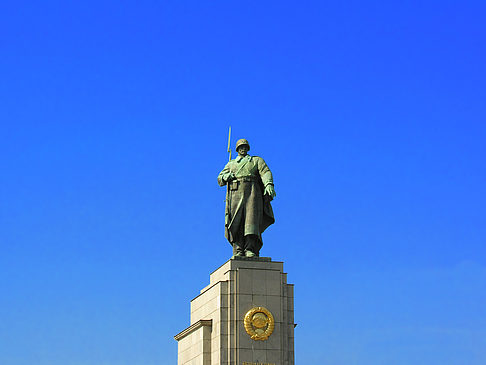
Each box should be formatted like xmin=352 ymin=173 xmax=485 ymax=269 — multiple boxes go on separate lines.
xmin=1 ymin=1 xmax=485 ymax=364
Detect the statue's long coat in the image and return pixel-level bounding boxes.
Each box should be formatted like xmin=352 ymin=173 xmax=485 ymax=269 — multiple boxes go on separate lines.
xmin=218 ymin=155 xmax=275 ymax=250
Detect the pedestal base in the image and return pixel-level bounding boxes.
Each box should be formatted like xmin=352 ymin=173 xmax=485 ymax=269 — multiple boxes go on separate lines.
xmin=174 ymin=257 xmax=295 ymax=365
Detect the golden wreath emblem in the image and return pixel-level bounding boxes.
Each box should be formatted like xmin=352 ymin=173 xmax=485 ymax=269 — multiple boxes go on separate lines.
xmin=243 ymin=306 xmax=275 ymax=341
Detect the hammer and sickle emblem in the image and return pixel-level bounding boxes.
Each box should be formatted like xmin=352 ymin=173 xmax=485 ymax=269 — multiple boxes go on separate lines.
xmin=243 ymin=306 xmax=275 ymax=341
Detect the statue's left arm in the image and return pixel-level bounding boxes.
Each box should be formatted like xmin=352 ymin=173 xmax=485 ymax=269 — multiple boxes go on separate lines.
xmin=256 ymin=157 xmax=276 ymax=200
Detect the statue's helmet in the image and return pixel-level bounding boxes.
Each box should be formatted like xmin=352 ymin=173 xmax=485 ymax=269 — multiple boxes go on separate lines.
xmin=235 ymin=139 xmax=250 ymax=151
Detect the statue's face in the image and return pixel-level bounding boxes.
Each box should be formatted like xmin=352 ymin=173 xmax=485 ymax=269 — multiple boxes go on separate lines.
xmin=237 ymin=145 xmax=249 ymax=156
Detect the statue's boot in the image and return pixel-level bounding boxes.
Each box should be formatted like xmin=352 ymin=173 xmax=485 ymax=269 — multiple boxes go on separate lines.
xmin=244 ymin=250 xmax=257 ymax=257
xmin=244 ymin=235 xmax=260 ymax=257
xmin=232 ymin=243 xmax=245 ymax=257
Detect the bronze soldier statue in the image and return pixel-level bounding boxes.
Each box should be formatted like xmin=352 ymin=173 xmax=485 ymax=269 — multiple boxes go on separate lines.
xmin=218 ymin=139 xmax=276 ymax=257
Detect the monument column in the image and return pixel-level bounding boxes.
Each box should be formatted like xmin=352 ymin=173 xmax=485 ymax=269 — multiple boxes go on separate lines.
xmin=174 ymin=257 xmax=295 ymax=365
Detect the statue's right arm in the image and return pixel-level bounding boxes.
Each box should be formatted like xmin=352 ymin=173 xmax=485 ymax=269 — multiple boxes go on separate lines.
xmin=217 ymin=163 xmax=234 ymax=187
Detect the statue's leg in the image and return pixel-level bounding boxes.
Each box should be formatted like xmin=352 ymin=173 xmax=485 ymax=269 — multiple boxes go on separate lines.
xmin=244 ymin=235 xmax=260 ymax=257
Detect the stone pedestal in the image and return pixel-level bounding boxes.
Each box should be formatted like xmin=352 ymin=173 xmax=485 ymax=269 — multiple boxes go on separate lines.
xmin=174 ymin=257 xmax=295 ymax=365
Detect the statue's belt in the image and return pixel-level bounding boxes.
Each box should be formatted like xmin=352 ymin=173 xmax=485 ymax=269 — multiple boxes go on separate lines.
xmin=229 ymin=176 xmax=259 ymax=191
xmin=235 ymin=176 xmax=259 ymax=182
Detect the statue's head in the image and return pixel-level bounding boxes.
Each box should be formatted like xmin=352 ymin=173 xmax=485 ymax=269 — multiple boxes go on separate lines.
xmin=236 ymin=139 xmax=250 ymax=156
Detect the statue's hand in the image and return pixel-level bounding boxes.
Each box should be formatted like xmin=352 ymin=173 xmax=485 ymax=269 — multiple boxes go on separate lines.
xmin=224 ymin=172 xmax=236 ymax=183
xmin=264 ymin=185 xmax=276 ymax=200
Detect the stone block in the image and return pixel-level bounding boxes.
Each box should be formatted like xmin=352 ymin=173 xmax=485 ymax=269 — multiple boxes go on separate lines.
xmin=250 ymin=294 xmax=268 ymax=308
xmin=266 ymin=295 xmax=282 ymax=321
xmin=238 ymin=294 xmax=253 ymax=315
xmin=251 ymin=269 xmax=268 ymax=295
xmin=266 ymin=271 xmax=282 ymax=296
xmin=236 ymin=268 xmax=253 ymax=294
